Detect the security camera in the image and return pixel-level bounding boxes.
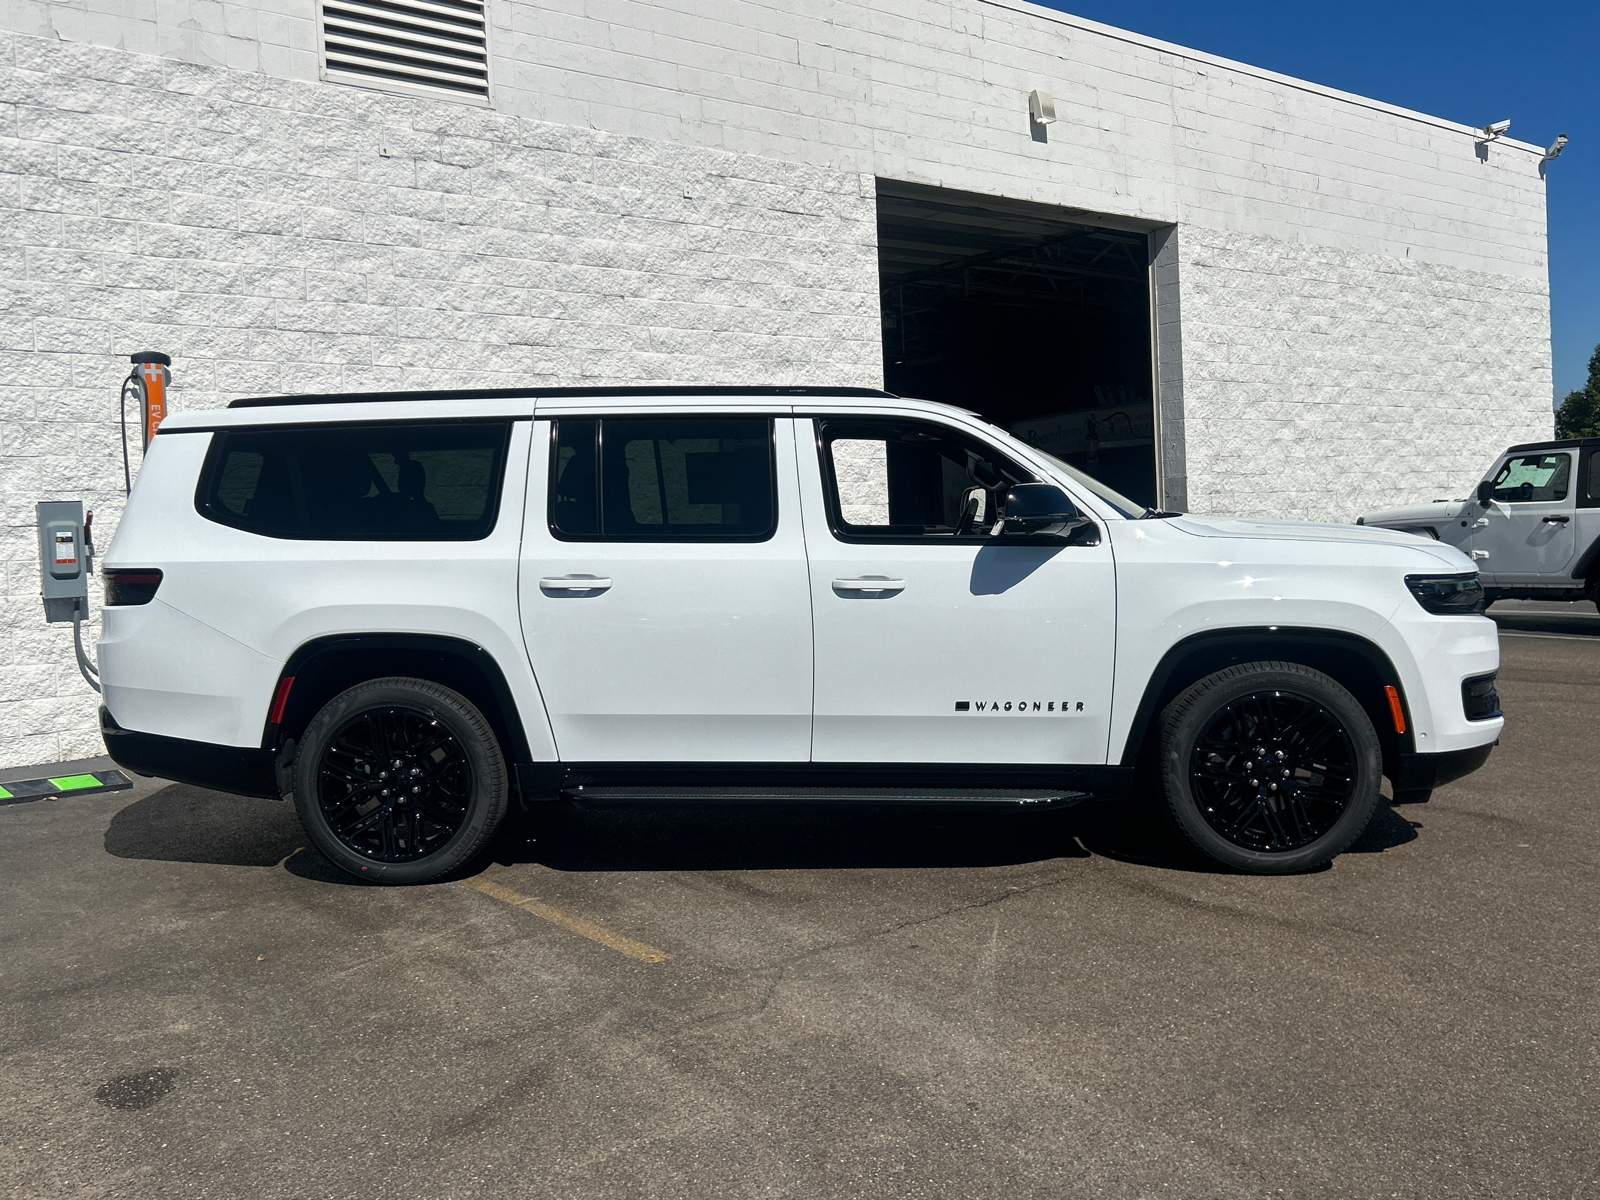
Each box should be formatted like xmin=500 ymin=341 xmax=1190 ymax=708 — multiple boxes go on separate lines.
xmin=1544 ymin=132 xmax=1568 ymax=161
xmin=1475 ymin=118 xmax=1513 ymax=146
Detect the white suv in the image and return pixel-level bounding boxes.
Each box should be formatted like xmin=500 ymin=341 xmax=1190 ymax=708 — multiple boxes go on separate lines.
xmin=97 ymin=387 xmax=1502 ymax=882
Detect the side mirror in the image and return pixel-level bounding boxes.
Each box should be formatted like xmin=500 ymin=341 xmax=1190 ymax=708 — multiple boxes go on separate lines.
xmin=955 ymin=485 xmax=989 ymax=537
xmin=1001 ymin=483 xmax=1091 ymax=538
xmin=1476 ymin=480 xmax=1495 ymax=506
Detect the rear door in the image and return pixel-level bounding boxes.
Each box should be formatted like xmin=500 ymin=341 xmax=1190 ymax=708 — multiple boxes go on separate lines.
xmin=797 ymin=412 xmax=1117 ymax=765
xmin=1474 ymin=450 xmax=1579 ymax=584
xmin=518 ymin=409 xmax=813 ymax=762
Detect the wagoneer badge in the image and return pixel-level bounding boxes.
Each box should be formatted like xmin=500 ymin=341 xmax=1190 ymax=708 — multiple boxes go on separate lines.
xmin=955 ymin=701 xmax=1084 ymax=713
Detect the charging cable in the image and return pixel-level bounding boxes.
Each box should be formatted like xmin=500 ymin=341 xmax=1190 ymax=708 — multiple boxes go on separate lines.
xmin=71 ymin=607 xmax=101 ymax=693
xmin=118 ymin=368 xmax=139 ymax=496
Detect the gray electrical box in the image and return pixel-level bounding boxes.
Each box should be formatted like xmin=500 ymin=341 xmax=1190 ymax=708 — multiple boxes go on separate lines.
xmin=37 ymin=500 xmax=89 ymax=623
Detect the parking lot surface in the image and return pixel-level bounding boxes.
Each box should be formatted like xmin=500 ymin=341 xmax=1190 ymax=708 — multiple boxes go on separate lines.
xmin=3 ymin=605 xmax=1597 ymax=1199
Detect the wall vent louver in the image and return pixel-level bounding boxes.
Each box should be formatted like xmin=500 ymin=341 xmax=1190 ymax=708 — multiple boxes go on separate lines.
xmin=321 ymin=0 xmax=488 ymax=100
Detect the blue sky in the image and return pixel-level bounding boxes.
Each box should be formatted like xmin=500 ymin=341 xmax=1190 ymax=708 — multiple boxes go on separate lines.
xmin=1039 ymin=0 xmax=1598 ymax=402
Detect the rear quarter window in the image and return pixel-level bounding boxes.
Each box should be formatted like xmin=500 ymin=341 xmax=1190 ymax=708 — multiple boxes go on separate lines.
xmin=196 ymin=420 xmax=512 ymax=540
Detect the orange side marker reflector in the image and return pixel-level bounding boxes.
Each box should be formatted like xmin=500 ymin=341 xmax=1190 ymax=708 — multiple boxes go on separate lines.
xmin=268 ymin=676 xmax=295 ymax=725
xmin=1384 ymin=685 xmax=1407 ymax=734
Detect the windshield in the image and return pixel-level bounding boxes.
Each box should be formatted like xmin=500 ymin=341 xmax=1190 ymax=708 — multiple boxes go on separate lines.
xmin=1026 ymin=446 xmax=1145 ymax=518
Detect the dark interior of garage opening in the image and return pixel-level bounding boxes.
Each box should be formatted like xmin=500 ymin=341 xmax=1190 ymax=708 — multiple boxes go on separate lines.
xmin=877 ymin=180 xmax=1157 ymax=508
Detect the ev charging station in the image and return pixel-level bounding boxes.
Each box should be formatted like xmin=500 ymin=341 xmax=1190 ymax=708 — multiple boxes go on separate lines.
xmin=35 ymin=350 xmax=173 ymax=697
xmin=36 ymin=498 xmax=100 ymax=694
xmin=37 ymin=500 xmax=93 ymax=624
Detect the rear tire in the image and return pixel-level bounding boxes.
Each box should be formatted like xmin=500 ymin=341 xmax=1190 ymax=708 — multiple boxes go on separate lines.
xmin=292 ymin=677 xmax=508 ymax=884
xmin=1158 ymin=661 xmax=1381 ymax=874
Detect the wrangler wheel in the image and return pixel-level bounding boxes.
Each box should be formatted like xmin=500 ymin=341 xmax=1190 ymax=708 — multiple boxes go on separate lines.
xmin=292 ymin=677 xmax=508 ymax=884
xmin=1158 ymin=662 xmax=1381 ymax=873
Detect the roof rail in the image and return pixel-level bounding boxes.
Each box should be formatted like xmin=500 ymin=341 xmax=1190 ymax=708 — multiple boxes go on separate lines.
xmin=228 ymin=385 xmax=898 ymax=409
xmin=1506 ymin=436 xmax=1600 ymax=453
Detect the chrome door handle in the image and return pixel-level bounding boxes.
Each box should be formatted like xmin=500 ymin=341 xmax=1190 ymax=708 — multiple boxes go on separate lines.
xmin=832 ymin=577 xmax=905 ymax=594
xmin=1471 ymin=550 xmax=1490 ymax=560
xmin=539 ymin=575 xmax=612 ymax=593
xmin=1473 ymin=518 xmax=1490 ymax=527
xmin=1542 ymin=515 xmax=1571 ymax=524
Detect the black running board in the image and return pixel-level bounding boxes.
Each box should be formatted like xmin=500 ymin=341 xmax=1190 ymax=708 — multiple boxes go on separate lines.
xmin=562 ymin=785 xmax=1091 ymax=807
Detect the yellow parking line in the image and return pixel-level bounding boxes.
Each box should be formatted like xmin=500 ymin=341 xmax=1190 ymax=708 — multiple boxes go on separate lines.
xmin=463 ymin=876 xmax=671 ymax=963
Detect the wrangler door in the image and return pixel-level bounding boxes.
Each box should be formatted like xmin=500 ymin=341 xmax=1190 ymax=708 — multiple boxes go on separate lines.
xmin=1475 ymin=450 xmax=1580 ymax=585
xmin=798 ymin=414 xmax=1117 ymax=764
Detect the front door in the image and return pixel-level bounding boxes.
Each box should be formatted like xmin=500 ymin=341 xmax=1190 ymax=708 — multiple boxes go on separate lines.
xmin=519 ymin=412 xmax=812 ymax=762
xmin=1474 ymin=450 xmax=1579 ymax=585
xmin=798 ymin=414 xmax=1117 ymax=765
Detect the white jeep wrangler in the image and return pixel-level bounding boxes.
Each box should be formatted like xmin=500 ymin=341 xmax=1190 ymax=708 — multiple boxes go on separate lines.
xmin=1359 ymin=437 xmax=1600 ymax=604
xmin=97 ymin=387 xmax=1502 ymax=882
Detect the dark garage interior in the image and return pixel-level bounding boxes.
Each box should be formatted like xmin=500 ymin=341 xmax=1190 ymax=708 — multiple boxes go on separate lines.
xmin=876 ymin=180 xmax=1157 ymax=507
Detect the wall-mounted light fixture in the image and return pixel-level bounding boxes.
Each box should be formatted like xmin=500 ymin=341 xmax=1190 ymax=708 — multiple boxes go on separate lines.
xmin=1029 ymin=90 xmax=1057 ymax=126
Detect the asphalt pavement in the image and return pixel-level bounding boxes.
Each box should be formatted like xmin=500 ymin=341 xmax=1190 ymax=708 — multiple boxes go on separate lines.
xmin=2 ymin=605 xmax=1597 ymax=1199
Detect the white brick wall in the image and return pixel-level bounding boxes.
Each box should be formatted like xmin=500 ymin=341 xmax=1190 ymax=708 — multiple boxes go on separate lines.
xmin=1179 ymin=226 xmax=1552 ymax=519
xmin=0 ymin=30 xmax=880 ymax=768
xmin=7 ymin=1 xmax=1552 ymax=277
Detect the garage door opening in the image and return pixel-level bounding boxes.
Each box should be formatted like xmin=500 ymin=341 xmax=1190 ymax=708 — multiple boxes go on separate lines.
xmin=877 ymin=181 xmax=1159 ymax=508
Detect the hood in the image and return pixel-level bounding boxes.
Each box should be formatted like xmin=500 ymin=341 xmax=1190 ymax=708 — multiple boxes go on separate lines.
xmin=1167 ymin=514 xmax=1472 ymax=568
xmin=1359 ymin=499 xmax=1468 ymax=524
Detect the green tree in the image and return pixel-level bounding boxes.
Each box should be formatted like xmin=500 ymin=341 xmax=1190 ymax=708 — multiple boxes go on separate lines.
xmin=1555 ymin=341 xmax=1600 ymax=438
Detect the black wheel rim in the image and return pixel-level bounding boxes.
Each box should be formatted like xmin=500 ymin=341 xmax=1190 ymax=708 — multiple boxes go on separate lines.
xmin=316 ymin=706 xmax=473 ymax=863
xmin=1188 ymin=690 xmax=1357 ymax=853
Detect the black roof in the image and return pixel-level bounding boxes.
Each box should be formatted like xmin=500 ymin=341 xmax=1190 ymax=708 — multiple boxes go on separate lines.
xmin=228 ymin=385 xmax=897 ymax=410
xmin=1506 ymin=436 xmax=1600 ymax=453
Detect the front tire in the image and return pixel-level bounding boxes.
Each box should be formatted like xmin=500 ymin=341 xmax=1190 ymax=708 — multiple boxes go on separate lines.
xmin=292 ymin=677 xmax=508 ymax=884
xmin=1158 ymin=662 xmax=1381 ymax=874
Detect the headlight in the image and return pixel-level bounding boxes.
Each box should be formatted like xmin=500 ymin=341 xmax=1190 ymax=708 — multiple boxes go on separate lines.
xmin=1405 ymin=573 xmax=1485 ymax=615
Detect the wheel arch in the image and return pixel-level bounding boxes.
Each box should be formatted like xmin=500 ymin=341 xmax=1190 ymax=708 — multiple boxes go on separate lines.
xmin=1571 ymin=535 xmax=1600 ymax=584
xmin=1118 ymin=627 xmax=1415 ymax=778
xmin=263 ymin=634 xmax=534 ymax=770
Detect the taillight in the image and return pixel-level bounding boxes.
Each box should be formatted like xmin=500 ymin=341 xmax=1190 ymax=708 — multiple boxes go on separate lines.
xmin=104 ymin=569 xmax=163 ymax=606
xmin=268 ymin=676 xmax=295 ymax=725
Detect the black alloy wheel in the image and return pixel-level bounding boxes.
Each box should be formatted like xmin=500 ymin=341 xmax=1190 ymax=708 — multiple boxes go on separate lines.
xmin=292 ymin=677 xmax=508 ymax=884
xmin=318 ymin=706 xmax=472 ymax=863
xmin=1158 ymin=661 xmax=1381 ymax=874
xmin=1187 ymin=692 xmax=1355 ymax=852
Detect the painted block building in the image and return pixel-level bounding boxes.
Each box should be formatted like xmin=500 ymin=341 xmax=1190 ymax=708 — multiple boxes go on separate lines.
xmin=0 ymin=0 xmax=1553 ymax=766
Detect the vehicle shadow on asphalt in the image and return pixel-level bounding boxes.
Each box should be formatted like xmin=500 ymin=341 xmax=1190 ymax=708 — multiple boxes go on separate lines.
xmin=101 ymin=783 xmax=1422 ymax=883
xmin=1069 ymin=790 xmax=1419 ymax=873
xmin=1490 ymin=600 xmax=1600 ymax=638
xmin=502 ymin=799 xmax=1098 ymax=873
xmin=1492 ymin=613 xmax=1600 ymax=637
xmin=103 ymin=784 xmax=305 ymax=867
xmin=495 ymin=788 xmax=1419 ymax=876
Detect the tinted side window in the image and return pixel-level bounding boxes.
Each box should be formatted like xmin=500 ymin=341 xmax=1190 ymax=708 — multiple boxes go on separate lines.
xmin=817 ymin=418 xmax=1033 ymax=539
xmin=198 ymin=420 xmax=511 ymax=540
xmin=1490 ymin=453 xmax=1571 ymax=503
xmin=549 ymin=417 xmax=775 ymax=541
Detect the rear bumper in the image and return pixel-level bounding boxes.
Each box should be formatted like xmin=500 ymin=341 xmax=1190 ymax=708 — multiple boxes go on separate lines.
xmin=100 ymin=706 xmax=278 ymax=798
xmin=1388 ymin=741 xmax=1496 ymax=794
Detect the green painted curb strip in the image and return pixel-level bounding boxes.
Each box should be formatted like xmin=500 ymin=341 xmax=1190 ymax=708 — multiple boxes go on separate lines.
xmin=48 ymin=774 xmax=102 ymax=790
xmin=0 ymin=785 xmax=12 ymax=800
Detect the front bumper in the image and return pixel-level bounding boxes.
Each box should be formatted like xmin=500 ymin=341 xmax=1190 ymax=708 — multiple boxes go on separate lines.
xmin=1388 ymin=742 xmax=1496 ymax=795
xmin=100 ymin=706 xmax=278 ymax=798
